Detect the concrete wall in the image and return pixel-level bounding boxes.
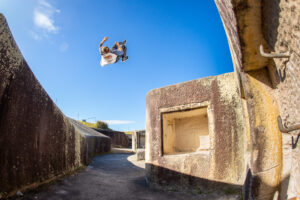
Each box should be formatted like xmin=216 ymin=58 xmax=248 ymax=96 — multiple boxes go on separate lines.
xmin=132 ymin=130 xmax=145 ymax=152
xmin=146 ymin=73 xmax=246 ymax=194
xmin=94 ymin=129 xmax=129 ymax=148
xmin=262 ymin=1 xmax=300 ymax=198
xmin=215 ymin=0 xmax=300 ymax=199
xmin=0 ymin=14 xmax=111 ymax=198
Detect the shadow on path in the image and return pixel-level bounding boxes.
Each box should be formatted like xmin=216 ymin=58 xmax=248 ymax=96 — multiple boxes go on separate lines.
xmin=15 ymin=153 xmax=202 ymax=200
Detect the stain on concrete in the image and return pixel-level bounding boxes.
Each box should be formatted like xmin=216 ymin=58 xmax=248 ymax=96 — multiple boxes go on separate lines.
xmin=0 ymin=14 xmax=111 ymax=198
xmin=146 ymin=73 xmax=246 ymax=195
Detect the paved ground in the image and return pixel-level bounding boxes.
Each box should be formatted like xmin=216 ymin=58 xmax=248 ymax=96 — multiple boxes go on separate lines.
xmin=15 ymin=153 xmax=239 ymax=200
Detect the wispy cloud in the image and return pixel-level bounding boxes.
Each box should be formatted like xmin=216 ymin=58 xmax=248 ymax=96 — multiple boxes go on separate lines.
xmin=59 ymin=42 xmax=69 ymax=52
xmin=32 ymin=0 xmax=60 ymax=36
xmin=103 ymin=120 xmax=135 ymax=125
xmin=29 ymin=31 xmax=42 ymax=40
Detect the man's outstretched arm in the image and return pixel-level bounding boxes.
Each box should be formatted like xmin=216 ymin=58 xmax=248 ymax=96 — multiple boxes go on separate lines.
xmin=100 ymin=36 xmax=109 ymax=47
xmin=115 ymin=42 xmax=123 ymax=51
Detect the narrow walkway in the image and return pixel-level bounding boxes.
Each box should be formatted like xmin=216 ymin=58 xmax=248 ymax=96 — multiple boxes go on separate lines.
xmin=16 ymin=153 xmax=201 ymax=200
xmin=16 ymin=153 xmax=240 ymax=200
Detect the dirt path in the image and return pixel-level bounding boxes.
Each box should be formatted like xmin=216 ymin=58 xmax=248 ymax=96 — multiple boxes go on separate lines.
xmin=15 ymin=153 xmax=202 ymax=200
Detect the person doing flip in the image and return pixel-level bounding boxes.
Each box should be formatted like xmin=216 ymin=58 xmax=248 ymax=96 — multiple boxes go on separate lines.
xmin=99 ymin=36 xmax=128 ymax=67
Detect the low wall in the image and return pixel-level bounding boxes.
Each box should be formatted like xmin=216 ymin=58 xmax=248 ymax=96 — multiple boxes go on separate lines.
xmin=0 ymin=14 xmax=111 ymax=198
xmin=94 ymin=129 xmax=129 ymax=148
xmin=68 ymin=119 xmax=111 ymax=163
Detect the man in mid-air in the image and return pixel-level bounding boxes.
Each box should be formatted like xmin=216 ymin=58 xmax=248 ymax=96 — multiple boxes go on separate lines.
xmin=99 ymin=36 xmax=128 ymax=67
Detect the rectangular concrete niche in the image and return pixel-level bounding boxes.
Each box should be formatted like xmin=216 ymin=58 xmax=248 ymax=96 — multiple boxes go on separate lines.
xmin=162 ymin=107 xmax=210 ymax=155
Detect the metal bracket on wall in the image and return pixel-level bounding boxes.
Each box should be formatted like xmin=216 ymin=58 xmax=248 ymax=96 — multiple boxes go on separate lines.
xmin=260 ymin=45 xmax=290 ymax=58
xmin=277 ymin=116 xmax=300 ymax=133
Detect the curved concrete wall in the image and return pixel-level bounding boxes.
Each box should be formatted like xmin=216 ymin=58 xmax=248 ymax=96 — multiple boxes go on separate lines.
xmin=215 ymin=0 xmax=300 ymax=199
xmin=0 ymin=14 xmax=111 ymax=198
xmin=262 ymin=1 xmax=300 ymax=198
xmin=93 ymin=129 xmax=129 ymax=148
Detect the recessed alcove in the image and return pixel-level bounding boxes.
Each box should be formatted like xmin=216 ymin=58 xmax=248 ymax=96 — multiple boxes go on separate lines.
xmin=162 ymin=107 xmax=210 ymax=155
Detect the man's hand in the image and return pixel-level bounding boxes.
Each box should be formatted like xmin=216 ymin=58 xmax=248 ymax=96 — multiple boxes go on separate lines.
xmin=115 ymin=42 xmax=122 ymax=51
xmin=100 ymin=36 xmax=109 ymax=47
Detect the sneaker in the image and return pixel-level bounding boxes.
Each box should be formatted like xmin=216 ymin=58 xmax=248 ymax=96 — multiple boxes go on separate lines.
xmin=122 ymin=56 xmax=128 ymax=62
xmin=123 ymin=40 xmax=127 ymax=45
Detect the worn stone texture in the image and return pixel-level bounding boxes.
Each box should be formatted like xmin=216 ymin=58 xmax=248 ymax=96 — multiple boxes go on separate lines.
xmin=132 ymin=130 xmax=145 ymax=152
xmin=0 ymin=14 xmax=111 ymax=198
xmin=146 ymin=73 xmax=246 ymax=194
xmin=262 ymin=0 xmax=300 ymax=198
xmin=215 ymin=0 xmax=300 ymax=199
xmin=242 ymin=69 xmax=282 ymax=199
xmin=93 ymin=128 xmax=129 ymax=148
xmin=135 ymin=149 xmax=145 ymax=161
xmin=215 ymin=0 xmax=268 ymax=72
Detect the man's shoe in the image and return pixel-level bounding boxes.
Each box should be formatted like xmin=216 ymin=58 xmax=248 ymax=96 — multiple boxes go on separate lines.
xmin=123 ymin=40 xmax=127 ymax=45
xmin=122 ymin=56 xmax=128 ymax=62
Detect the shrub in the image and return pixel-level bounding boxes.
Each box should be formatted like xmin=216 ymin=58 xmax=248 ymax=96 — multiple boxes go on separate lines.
xmin=95 ymin=120 xmax=110 ymax=130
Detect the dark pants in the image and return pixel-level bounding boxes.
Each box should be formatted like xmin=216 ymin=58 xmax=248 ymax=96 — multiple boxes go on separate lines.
xmin=111 ymin=41 xmax=127 ymax=63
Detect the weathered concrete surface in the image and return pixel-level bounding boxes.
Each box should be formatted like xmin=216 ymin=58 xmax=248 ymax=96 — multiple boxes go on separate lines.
xmin=146 ymin=72 xmax=246 ymax=195
xmin=262 ymin=1 xmax=300 ymax=198
xmin=215 ymin=0 xmax=268 ymax=72
xmin=93 ymin=128 xmax=129 ymax=148
xmin=68 ymin=119 xmax=111 ymax=163
xmin=14 ymin=154 xmax=241 ymax=200
xmin=0 ymin=14 xmax=111 ymax=198
xmin=215 ymin=0 xmax=300 ymax=199
xmin=132 ymin=130 xmax=145 ymax=152
xmin=241 ymin=69 xmax=282 ymax=199
xmin=135 ymin=149 xmax=145 ymax=161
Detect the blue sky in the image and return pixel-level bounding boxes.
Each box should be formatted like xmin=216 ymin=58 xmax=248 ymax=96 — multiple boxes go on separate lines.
xmin=0 ymin=0 xmax=233 ymax=131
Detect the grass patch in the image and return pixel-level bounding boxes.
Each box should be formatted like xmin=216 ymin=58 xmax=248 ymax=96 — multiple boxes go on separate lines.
xmin=125 ymin=131 xmax=133 ymax=135
xmin=79 ymin=121 xmax=97 ymax=128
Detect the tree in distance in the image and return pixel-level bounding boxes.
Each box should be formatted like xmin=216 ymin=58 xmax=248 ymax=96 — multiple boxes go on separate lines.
xmin=95 ymin=120 xmax=110 ymax=130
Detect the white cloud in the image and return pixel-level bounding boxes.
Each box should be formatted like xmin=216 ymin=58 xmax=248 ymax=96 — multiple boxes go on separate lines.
xmin=103 ymin=120 xmax=135 ymax=125
xmin=34 ymin=11 xmax=57 ymax=32
xmin=33 ymin=0 xmax=59 ymax=34
xmin=59 ymin=42 xmax=69 ymax=52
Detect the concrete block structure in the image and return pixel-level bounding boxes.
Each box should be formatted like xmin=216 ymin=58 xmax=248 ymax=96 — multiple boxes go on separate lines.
xmin=146 ymin=73 xmax=246 ymax=193
xmin=146 ymin=0 xmax=300 ymax=199
xmin=215 ymin=0 xmax=300 ymax=199
xmin=132 ymin=130 xmax=145 ymax=152
xmin=93 ymin=129 xmax=130 ymax=148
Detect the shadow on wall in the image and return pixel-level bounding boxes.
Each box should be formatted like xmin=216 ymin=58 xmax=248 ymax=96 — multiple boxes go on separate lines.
xmin=243 ymin=169 xmax=290 ymax=200
xmin=262 ymin=0 xmax=288 ymax=86
xmin=292 ymin=133 xmax=300 ymax=149
xmin=262 ymin=0 xmax=280 ymax=49
xmin=145 ymin=163 xmax=243 ymax=196
xmin=146 ymin=163 xmax=292 ymax=199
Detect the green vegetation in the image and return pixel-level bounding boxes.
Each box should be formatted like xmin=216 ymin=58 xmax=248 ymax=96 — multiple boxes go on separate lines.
xmin=95 ymin=120 xmax=110 ymax=129
xmin=125 ymin=131 xmax=133 ymax=135
xmin=79 ymin=120 xmax=111 ymax=130
xmin=80 ymin=121 xmax=97 ymax=128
